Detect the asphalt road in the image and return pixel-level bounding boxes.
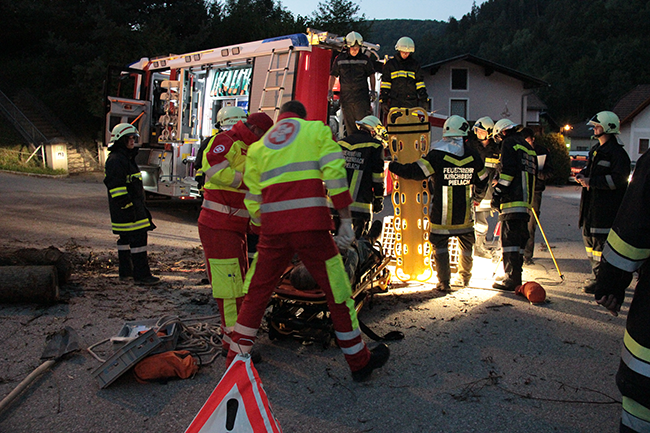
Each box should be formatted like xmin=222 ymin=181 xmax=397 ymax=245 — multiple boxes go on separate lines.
xmin=0 ymin=171 xmax=632 ymax=433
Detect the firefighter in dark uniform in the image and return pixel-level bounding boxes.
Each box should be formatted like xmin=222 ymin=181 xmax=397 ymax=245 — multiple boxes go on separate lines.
xmin=576 ymin=111 xmax=631 ymax=293
xmin=104 ymin=123 xmax=159 ymax=285
xmin=379 ymin=36 xmax=429 ymax=114
xmin=490 ymin=119 xmax=537 ymax=291
xmin=593 ymin=149 xmax=650 ymax=433
xmin=329 ymin=31 xmax=376 ymax=137
xmin=337 ymin=115 xmax=386 ymax=238
xmin=470 ymin=116 xmax=501 ymax=258
xmin=388 ymin=115 xmax=488 ymax=291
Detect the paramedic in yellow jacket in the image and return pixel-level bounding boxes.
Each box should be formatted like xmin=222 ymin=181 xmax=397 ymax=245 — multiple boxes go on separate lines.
xmin=227 ymin=100 xmax=390 ymax=382
xmin=198 ymin=112 xmax=273 ymax=355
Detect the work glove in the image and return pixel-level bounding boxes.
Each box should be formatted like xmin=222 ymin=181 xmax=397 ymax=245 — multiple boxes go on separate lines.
xmin=335 ymin=218 xmax=355 ymax=250
xmin=372 ymin=196 xmax=384 ymax=213
xmin=328 ymin=90 xmax=334 ymax=102
xmin=369 ymin=90 xmax=377 ymax=103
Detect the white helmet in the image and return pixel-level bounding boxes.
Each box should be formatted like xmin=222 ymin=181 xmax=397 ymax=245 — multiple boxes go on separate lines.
xmin=587 ymin=111 xmax=620 ymax=135
xmin=493 ymin=118 xmax=518 ymax=137
xmin=395 ymin=36 xmax=415 ymax=53
xmin=217 ymin=106 xmax=247 ymax=130
xmin=442 ymin=115 xmax=470 ymax=137
xmin=356 ymin=115 xmax=387 ymax=141
xmin=345 ymin=31 xmax=363 ymax=47
xmin=109 ymin=123 xmax=139 ymax=144
xmin=473 ymin=116 xmax=494 ymax=138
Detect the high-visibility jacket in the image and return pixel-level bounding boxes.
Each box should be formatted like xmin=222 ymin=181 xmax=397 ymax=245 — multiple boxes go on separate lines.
xmin=470 ymin=137 xmax=501 ymax=211
xmin=198 ymin=121 xmax=260 ymax=233
xmin=578 ymin=137 xmax=630 ymax=235
xmin=380 ymin=55 xmax=428 ymax=109
xmin=388 ymin=142 xmax=488 ymax=235
xmin=104 ymin=145 xmax=154 ymax=234
xmin=595 ymin=150 xmax=650 ymax=432
xmin=244 ymin=113 xmax=352 ymax=235
xmin=338 ymin=129 xmax=385 ymax=218
xmin=493 ymin=132 xmax=537 ymax=220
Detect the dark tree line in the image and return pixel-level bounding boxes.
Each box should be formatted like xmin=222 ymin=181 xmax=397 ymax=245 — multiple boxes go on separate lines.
xmin=2 ymin=0 xmax=649 ymax=140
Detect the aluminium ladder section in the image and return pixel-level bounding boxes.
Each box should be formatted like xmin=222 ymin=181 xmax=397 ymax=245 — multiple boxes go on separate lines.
xmin=387 ymin=107 xmax=433 ymax=282
xmin=258 ymin=47 xmax=294 ymax=121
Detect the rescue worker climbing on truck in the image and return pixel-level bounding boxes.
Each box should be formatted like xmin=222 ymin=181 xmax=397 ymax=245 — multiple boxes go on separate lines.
xmin=104 ymin=123 xmax=160 ymax=286
xmin=329 ymin=31 xmax=377 ymax=136
xmin=227 ymin=100 xmax=390 ymax=382
xmin=198 ymin=111 xmax=273 ymax=356
xmin=379 ymin=36 xmax=428 ymax=114
xmin=388 ymin=115 xmax=488 ymax=291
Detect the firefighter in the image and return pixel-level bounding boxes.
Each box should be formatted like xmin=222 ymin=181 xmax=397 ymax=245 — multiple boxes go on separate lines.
xmin=576 ymin=111 xmax=630 ymax=293
xmin=379 ymin=36 xmax=429 ymax=114
xmin=228 ymin=100 xmax=390 ymax=382
xmin=388 ymin=115 xmax=488 ymax=291
xmin=198 ymin=111 xmax=273 ymax=356
xmin=104 ymin=123 xmax=159 ymax=285
xmin=337 ymin=115 xmax=386 ymax=238
xmin=521 ymin=127 xmax=554 ymax=265
xmin=490 ymin=119 xmax=537 ymax=291
xmin=470 ymin=116 xmax=500 ymax=259
xmin=593 ymin=149 xmax=650 ymax=433
xmin=194 ymin=106 xmax=248 ymax=191
xmin=329 ymin=31 xmax=377 ymax=137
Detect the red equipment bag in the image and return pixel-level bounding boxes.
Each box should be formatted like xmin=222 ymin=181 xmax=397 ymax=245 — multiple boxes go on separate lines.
xmin=184 ymin=354 xmax=283 ymax=433
xmin=133 ymin=350 xmax=199 ymax=383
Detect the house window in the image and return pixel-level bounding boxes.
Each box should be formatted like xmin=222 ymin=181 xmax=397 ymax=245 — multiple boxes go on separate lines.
xmin=450 ymin=99 xmax=467 ymax=118
xmin=639 ymin=138 xmax=649 ymax=154
xmin=451 ymin=68 xmax=468 ymax=90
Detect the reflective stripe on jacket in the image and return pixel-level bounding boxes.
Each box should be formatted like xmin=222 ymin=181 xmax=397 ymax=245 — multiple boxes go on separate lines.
xmin=244 ymin=115 xmax=352 ymax=235
xmin=495 ymin=133 xmax=537 ymax=219
xmin=104 ymin=146 xmax=153 ymax=234
xmin=199 ymin=121 xmax=260 ymax=232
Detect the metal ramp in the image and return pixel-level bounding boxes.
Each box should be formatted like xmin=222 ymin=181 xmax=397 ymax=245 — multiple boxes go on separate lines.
xmin=258 ymin=47 xmax=294 ymax=121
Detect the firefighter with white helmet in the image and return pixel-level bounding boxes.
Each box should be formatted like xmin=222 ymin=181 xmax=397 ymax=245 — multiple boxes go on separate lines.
xmin=228 ymin=101 xmax=390 ymax=382
xmin=470 ymin=116 xmax=501 ymax=258
xmin=104 ymin=123 xmax=160 ymax=285
xmin=337 ymin=115 xmax=386 ymax=238
xmin=576 ymin=110 xmax=630 ymax=293
xmin=329 ymin=31 xmax=377 ymax=136
xmin=198 ymin=110 xmax=274 ymax=356
xmin=490 ymin=119 xmax=537 ymax=291
xmin=380 ymin=36 xmax=428 ymax=113
xmin=388 ymin=115 xmax=488 ymax=291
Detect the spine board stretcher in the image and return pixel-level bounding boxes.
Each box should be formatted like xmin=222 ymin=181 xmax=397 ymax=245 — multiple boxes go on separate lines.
xmin=265 ymin=229 xmax=391 ymax=347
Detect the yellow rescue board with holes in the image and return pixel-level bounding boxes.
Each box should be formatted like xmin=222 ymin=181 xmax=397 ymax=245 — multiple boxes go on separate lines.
xmin=387 ymin=107 xmax=433 ymax=282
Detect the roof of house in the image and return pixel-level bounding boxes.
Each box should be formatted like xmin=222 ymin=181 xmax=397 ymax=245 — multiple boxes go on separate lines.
xmin=526 ymin=93 xmax=547 ymax=110
xmin=422 ymin=53 xmax=549 ymax=89
xmin=612 ymin=84 xmax=650 ymax=125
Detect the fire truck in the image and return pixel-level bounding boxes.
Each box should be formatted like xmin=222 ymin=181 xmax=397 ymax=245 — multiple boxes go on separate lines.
xmin=103 ymin=29 xmax=381 ymax=199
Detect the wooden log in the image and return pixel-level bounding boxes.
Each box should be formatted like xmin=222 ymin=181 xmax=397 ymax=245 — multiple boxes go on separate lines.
xmin=0 ymin=266 xmax=59 ymax=303
xmin=0 ymin=247 xmax=71 ymax=284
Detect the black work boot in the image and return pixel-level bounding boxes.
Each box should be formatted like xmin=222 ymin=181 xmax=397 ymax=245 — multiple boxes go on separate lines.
xmin=583 ymin=279 xmax=597 ymax=294
xmin=352 ymin=343 xmax=390 ymax=382
xmin=493 ymin=278 xmax=520 ymax=292
xmin=132 ymin=251 xmax=160 ymax=286
xmin=118 ymin=249 xmax=133 ymax=281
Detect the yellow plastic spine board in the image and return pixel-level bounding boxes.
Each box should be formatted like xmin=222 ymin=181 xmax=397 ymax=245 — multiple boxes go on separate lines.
xmin=387 ymin=107 xmax=433 ymax=282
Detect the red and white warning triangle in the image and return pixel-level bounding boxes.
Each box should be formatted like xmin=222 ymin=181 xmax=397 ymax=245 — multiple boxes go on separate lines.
xmin=185 ymin=354 xmax=282 ymax=433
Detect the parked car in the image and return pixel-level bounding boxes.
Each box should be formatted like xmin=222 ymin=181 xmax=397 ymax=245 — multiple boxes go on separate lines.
xmin=569 ymin=155 xmax=588 ymax=183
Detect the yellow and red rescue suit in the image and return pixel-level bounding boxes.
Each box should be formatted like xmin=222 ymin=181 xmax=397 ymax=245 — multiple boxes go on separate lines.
xmin=227 ymin=113 xmax=371 ymax=372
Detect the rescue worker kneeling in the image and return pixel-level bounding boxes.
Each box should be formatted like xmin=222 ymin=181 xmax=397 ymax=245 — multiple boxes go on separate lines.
xmin=227 ymin=100 xmax=389 ymax=382
xmin=388 ymin=115 xmax=488 ymax=291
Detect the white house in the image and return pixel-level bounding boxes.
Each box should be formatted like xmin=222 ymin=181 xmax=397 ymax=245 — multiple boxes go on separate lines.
xmin=421 ymin=54 xmax=548 ymax=126
xmin=612 ymin=84 xmax=650 ymax=163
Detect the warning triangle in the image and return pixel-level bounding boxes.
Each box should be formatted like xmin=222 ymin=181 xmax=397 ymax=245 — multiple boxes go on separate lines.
xmin=185 ymin=355 xmax=282 ymax=433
